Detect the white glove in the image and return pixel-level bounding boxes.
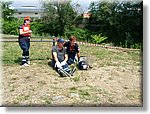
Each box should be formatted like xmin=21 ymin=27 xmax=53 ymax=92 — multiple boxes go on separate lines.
xmin=55 ymin=61 xmax=62 ymax=68
xmin=60 ymin=61 xmax=66 ymax=66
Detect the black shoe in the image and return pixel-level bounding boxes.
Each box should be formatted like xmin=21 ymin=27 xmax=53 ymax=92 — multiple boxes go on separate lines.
xmin=70 ymin=67 xmax=76 ymax=76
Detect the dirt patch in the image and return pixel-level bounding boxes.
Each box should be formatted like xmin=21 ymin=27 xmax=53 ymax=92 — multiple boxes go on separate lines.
xmin=2 ymin=59 xmax=142 ymax=106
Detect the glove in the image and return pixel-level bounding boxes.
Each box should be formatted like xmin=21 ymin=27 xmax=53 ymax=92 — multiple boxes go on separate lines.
xmin=55 ymin=61 xmax=62 ymax=68
xmin=60 ymin=61 xmax=66 ymax=66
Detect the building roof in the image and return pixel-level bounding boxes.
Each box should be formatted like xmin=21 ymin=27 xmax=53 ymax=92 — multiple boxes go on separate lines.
xmin=15 ymin=6 xmax=44 ymax=13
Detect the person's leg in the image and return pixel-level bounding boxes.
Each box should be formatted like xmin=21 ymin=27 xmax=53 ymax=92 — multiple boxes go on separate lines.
xmin=62 ymin=64 xmax=71 ymax=73
xmin=62 ymin=64 xmax=76 ymax=76
xmin=51 ymin=60 xmax=56 ymax=69
xmin=67 ymin=54 xmax=76 ymax=65
xmin=26 ymin=40 xmax=30 ymax=64
xmin=67 ymin=58 xmax=74 ymax=65
xmin=19 ymin=40 xmax=28 ymax=65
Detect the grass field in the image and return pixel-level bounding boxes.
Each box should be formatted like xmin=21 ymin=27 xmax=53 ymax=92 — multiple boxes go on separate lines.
xmin=1 ymin=42 xmax=142 ymax=106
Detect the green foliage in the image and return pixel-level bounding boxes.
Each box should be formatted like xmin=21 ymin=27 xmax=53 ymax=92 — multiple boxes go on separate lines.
xmin=1 ymin=1 xmax=15 ymax=21
xmin=1 ymin=0 xmax=142 ymax=49
xmin=2 ymin=19 xmax=21 ymax=35
xmin=88 ymin=1 xmax=143 ymax=49
xmin=42 ymin=1 xmax=77 ymax=36
xmin=30 ymin=21 xmax=46 ymax=36
xmin=65 ymin=27 xmax=89 ymax=41
xmin=1 ymin=1 xmax=22 ymax=35
xmin=91 ymin=34 xmax=107 ymax=44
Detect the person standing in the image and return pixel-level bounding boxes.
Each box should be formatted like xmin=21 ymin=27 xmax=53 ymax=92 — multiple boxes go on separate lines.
xmin=18 ymin=16 xmax=32 ymax=66
xmin=64 ymin=35 xmax=80 ymax=65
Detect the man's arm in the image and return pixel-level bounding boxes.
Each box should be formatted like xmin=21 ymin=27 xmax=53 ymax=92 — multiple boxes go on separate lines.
xmin=52 ymin=52 xmax=59 ymax=62
xmin=76 ymin=44 xmax=80 ymax=61
xmin=60 ymin=54 xmax=68 ymax=66
xmin=64 ymin=54 xmax=68 ymax=63
xmin=52 ymin=51 xmax=62 ymax=68
xmin=77 ymin=52 xmax=80 ymax=61
xmin=19 ymin=29 xmax=32 ymax=35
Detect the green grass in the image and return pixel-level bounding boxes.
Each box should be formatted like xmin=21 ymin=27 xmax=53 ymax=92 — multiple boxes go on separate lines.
xmin=126 ymin=90 xmax=141 ymax=100
xmin=2 ymin=42 xmax=141 ymax=67
xmin=69 ymin=87 xmax=77 ymax=91
xmin=42 ymin=97 xmax=52 ymax=105
xmin=2 ymin=42 xmax=51 ymax=65
xmin=79 ymin=89 xmax=90 ymax=96
xmin=72 ymin=76 xmax=80 ymax=82
xmin=16 ymin=94 xmax=30 ymax=101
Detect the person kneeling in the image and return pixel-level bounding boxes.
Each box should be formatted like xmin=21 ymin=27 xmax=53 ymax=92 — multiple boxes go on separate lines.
xmin=52 ymin=38 xmax=76 ymax=77
xmin=64 ymin=35 xmax=80 ymax=65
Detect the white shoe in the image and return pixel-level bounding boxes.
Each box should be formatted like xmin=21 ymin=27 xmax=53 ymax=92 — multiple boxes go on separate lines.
xmin=22 ymin=63 xmax=29 ymax=67
xmin=27 ymin=61 xmax=30 ymax=65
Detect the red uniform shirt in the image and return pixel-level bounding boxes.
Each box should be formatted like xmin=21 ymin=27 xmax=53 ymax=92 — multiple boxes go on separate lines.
xmin=19 ymin=23 xmax=31 ymax=38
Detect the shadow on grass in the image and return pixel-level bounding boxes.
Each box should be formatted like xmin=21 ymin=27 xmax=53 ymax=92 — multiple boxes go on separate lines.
xmin=14 ymin=57 xmax=51 ymax=65
xmin=14 ymin=57 xmax=22 ymax=65
xmin=48 ymin=59 xmax=54 ymax=68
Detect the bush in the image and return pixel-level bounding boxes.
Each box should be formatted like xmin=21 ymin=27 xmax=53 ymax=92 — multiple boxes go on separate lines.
xmin=64 ymin=27 xmax=89 ymax=41
xmin=90 ymin=34 xmax=108 ymax=44
xmin=2 ymin=19 xmax=22 ymax=35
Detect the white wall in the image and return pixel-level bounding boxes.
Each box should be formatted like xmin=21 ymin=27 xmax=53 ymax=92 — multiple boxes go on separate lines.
xmin=13 ymin=12 xmax=42 ymax=18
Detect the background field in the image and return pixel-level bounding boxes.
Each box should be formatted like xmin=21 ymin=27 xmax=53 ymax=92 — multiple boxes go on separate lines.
xmin=1 ymin=41 xmax=142 ymax=106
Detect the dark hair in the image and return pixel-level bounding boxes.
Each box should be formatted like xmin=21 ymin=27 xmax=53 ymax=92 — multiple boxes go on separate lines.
xmin=69 ymin=36 xmax=77 ymax=41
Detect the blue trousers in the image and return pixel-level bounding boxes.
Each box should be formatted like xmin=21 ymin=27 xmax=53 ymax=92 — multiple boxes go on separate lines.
xmin=19 ymin=38 xmax=30 ymax=64
xmin=19 ymin=38 xmax=30 ymax=56
xmin=67 ymin=54 xmax=76 ymax=65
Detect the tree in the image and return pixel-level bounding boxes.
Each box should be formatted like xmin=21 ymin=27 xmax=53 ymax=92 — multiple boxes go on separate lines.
xmin=0 ymin=1 xmax=15 ymax=21
xmin=41 ymin=0 xmax=77 ymax=36
xmin=87 ymin=0 xmax=143 ymax=48
xmin=1 ymin=1 xmax=19 ymax=35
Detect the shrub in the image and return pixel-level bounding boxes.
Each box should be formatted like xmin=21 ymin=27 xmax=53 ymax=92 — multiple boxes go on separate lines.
xmin=90 ymin=34 xmax=108 ymax=44
xmin=64 ymin=27 xmax=89 ymax=41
